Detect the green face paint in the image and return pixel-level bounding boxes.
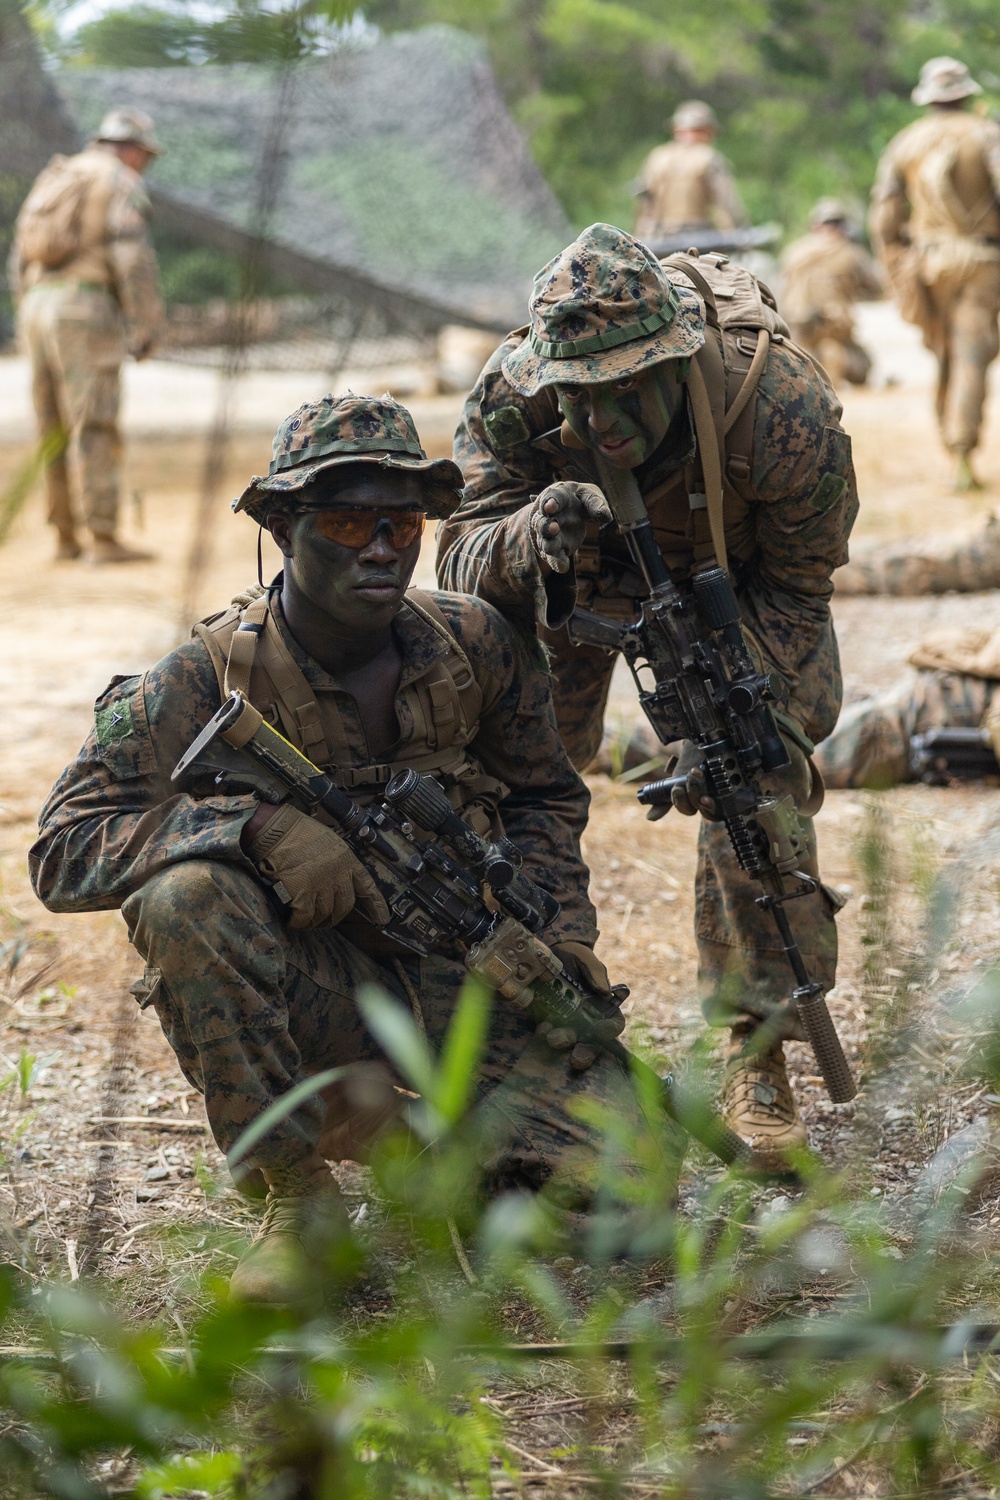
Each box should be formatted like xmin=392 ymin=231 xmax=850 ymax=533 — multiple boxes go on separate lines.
xmin=556 ymin=361 xmax=688 ymax=470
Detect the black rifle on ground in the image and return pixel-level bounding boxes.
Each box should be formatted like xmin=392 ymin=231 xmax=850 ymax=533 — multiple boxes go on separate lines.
xmin=910 ymin=726 xmax=1000 ymax=785
xmin=172 ymin=693 xmax=751 ymax=1169
xmin=567 ymin=464 xmax=856 ymax=1105
xmin=645 ymin=223 xmax=780 ymax=259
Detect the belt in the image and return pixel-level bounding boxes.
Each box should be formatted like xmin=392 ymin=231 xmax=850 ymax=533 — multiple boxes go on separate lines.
xmin=29 ymin=278 xmax=112 ymax=294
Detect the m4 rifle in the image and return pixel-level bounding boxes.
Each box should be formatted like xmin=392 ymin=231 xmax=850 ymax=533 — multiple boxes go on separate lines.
xmin=567 ymin=463 xmax=856 ymax=1105
xmin=173 ymin=693 xmax=752 ymax=1169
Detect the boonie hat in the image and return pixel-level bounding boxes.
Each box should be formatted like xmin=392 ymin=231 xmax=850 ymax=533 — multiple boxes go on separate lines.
xmin=672 ymin=99 xmax=717 ymax=132
xmin=234 ymin=392 xmax=465 ymax=524
xmin=912 ymin=57 xmax=981 ymax=107
xmin=810 ymin=197 xmax=851 ymax=227
xmin=502 ymin=223 xmax=705 ymax=398
xmin=95 ymin=107 xmax=163 ymax=156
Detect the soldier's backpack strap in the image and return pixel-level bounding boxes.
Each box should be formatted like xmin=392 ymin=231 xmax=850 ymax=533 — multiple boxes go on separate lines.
xmin=403 ymin=589 xmax=484 ymax=753
xmin=193 ymin=586 xmax=332 ymax=765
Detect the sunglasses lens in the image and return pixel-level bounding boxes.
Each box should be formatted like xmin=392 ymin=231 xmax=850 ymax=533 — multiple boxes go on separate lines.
xmin=311 ymin=510 xmax=426 ymax=548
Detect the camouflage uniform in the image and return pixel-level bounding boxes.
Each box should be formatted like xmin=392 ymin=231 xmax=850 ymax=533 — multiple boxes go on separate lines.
xmin=438 ymin=225 xmax=858 ymax=1043
xmin=30 ymin=395 xmax=667 ymax=1202
xmin=835 ymin=509 xmax=1000 ymax=595
xmin=816 ymin=624 xmax=1000 ymax=788
xmin=634 ymin=100 xmax=747 ymax=241
xmin=11 ymin=111 xmax=165 ymax=553
xmin=780 ymin=201 xmax=882 ymax=387
xmin=870 ymin=58 xmax=1000 ymax=467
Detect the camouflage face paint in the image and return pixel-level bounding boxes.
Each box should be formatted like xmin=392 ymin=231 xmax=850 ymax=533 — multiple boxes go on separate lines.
xmin=272 ymin=469 xmax=427 ymax=634
xmin=555 ymin=362 xmax=687 ymax=470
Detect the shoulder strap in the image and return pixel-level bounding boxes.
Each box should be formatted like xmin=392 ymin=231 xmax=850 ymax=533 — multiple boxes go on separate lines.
xmin=404 ymin=590 xmax=483 ymax=750
xmin=688 ymin=342 xmax=728 ymax=573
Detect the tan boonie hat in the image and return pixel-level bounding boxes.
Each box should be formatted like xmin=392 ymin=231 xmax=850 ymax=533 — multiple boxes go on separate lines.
xmin=810 ymin=197 xmax=851 ymax=227
xmin=501 ymin=222 xmax=705 ymax=398
xmin=234 ymin=392 xmax=465 ymax=524
xmin=673 ymin=99 xmax=717 ymax=132
xmin=95 ymin=107 xmax=163 ymax=155
xmin=912 ymin=56 xmax=981 ymax=107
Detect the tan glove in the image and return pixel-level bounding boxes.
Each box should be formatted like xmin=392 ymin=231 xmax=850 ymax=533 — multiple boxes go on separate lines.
xmin=248 ymin=804 xmax=389 ymax=931
xmin=529 ymin=481 xmax=611 ymax=573
xmin=664 ymin=741 xmax=724 ymax=821
xmin=537 ymin=941 xmax=624 ymax=1072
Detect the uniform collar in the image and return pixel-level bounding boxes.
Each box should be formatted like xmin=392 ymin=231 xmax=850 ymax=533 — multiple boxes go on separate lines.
xmin=266 ymin=581 xmax=451 ymax=694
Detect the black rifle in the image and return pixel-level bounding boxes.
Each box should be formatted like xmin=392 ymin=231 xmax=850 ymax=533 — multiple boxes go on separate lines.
xmin=645 ymin=224 xmax=780 ymax=259
xmin=910 ymin=726 xmax=1000 ymax=785
xmin=172 ymin=693 xmax=751 ymax=1169
xmin=568 ymin=464 xmax=856 ymax=1105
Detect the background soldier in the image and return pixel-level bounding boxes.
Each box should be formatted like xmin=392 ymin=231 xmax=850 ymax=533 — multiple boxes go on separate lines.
xmin=816 ymin=624 xmax=1000 ymax=789
xmin=634 ymin=100 xmax=748 ymax=242
xmin=438 ymin=224 xmax=858 ymax=1167
xmin=10 ymin=107 xmax=165 ymax=563
xmin=29 ymin=393 xmax=675 ymax=1309
xmin=870 ymin=56 xmax=1000 ymax=492
xmin=780 ymin=198 xmax=882 ymax=386
xmin=835 ymin=509 xmax=1000 ymax=594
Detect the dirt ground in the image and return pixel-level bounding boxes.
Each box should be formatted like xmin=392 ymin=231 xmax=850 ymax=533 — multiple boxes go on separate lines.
xmin=3 ymin=317 xmax=1000 ymax=1355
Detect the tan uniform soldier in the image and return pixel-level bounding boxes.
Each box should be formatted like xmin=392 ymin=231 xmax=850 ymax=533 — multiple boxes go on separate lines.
xmin=870 ymin=57 xmax=1000 ymax=492
xmin=780 ymin=199 xmax=882 ymax=387
xmin=635 ymin=100 xmax=748 ymax=241
xmin=11 ymin=107 xmax=166 ymax=562
xmin=835 ymin=508 xmax=1000 ymax=595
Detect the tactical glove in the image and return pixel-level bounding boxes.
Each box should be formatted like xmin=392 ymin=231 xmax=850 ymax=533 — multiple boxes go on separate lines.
xmin=248 ymin=804 xmax=389 ymax=930
xmin=529 ymin=481 xmax=611 ymax=574
xmin=537 ymin=941 xmax=625 ymax=1072
xmin=661 ymin=742 xmax=725 ymax=821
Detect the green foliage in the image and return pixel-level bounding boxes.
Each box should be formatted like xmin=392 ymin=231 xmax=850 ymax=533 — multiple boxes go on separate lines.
xmin=61 ymin=0 xmax=364 ymax=67
xmin=2 ymin=952 xmax=1000 ymax=1496
xmin=362 ymin=0 xmax=999 ymax=235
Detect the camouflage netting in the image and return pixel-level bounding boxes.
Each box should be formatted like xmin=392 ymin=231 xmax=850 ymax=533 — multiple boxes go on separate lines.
xmin=54 ymin=26 xmax=569 ymax=367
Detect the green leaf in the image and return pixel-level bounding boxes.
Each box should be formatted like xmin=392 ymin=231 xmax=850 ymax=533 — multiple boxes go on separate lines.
xmin=357 ymin=983 xmax=437 ymax=1100
xmin=435 ymin=975 xmax=491 ymax=1126
xmin=226 ymin=1065 xmax=350 ymax=1168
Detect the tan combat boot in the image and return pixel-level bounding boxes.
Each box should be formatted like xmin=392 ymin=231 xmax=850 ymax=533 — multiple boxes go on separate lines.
xmin=721 ymin=1030 xmax=807 ymax=1172
xmin=229 ymin=1159 xmax=349 ymax=1311
xmin=90 ymin=536 xmax=156 ymax=564
xmin=54 ymin=531 xmax=83 ymax=561
xmin=954 ymin=452 xmax=983 ymax=493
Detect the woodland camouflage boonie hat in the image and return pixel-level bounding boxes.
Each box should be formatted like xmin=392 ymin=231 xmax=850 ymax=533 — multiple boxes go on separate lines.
xmin=233 ymin=392 xmax=465 ymax=524
xmin=502 ymin=223 xmax=705 ymax=398
xmin=912 ymin=56 xmax=981 ymax=106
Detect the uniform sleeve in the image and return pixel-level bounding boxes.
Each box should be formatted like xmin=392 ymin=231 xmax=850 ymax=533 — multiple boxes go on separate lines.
xmin=29 ymin=643 xmax=257 ymax=913
xmin=435 ymin=594 xmax=598 ymax=947
xmin=437 ymin=340 xmax=576 ymax=632
xmin=868 ymin=138 xmax=909 ymax=252
xmin=983 ymin=120 xmax=1000 ymax=204
xmin=106 ymin=169 xmax=165 ymax=357
xmin=739 ymin=345 xmax=860 ymax=728
xmin=707 ymin=153 xmax=749 ymax=229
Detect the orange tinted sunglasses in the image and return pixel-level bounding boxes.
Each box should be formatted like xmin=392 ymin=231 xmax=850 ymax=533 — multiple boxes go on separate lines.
xmin=309 ymin=508 xmax=427 ymax=549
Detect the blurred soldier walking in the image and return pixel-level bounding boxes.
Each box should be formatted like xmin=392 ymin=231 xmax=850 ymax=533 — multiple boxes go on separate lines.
xmin=10 ymin=108 xmax=165 ymax=562
xmin=634 ymin=101 xmax=748 ymax=242
xmin=870 ymin=57 xmax=1000 ymax=492
xmin=780 ymin=199 xmax=882 ymax=386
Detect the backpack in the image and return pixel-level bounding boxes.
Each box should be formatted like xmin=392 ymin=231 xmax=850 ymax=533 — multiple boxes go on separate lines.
xmin=658 ymin=250 xmax=792 ymax=572
xmin=15 ymin=155 xmax=97 ymax=271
